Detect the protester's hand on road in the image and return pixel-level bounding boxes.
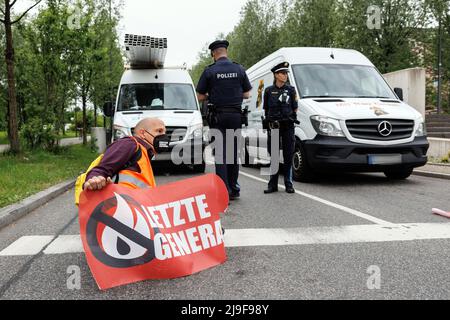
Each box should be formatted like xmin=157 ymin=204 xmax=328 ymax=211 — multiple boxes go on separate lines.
xmin=84 ymin=176 xmax=112 ymax=191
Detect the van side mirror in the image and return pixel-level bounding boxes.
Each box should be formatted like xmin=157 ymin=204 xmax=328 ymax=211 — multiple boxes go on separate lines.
xmin=394 ymin=88 xmax=404 ymax=101
xmin=103 ymin=101 xmax=114 ymax=117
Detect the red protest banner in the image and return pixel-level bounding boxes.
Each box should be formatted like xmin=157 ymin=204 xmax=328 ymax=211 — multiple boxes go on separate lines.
xmin=78 ymin=173 xmax=229 ymax=290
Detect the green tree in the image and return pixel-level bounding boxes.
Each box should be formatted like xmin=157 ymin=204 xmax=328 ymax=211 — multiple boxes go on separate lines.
xmin=35 ymin=0 xmax=77 ymax=133
xmin=0 ymin=22 xmax=6 ymax=132
xmin=0 ymin=0 xmax=43 ymax=154
xmin=334 ymin=0 xmax=430 ymax=73
xmin=189 ymin=43 xmax=213 ymax=85
xmin=227 ymin=0 xmax=281 ymax=69
xmin=412 ymin=0 xmax=450 ymax=112
xmin=0 ymin=0 xmax=124 ymax=150
xmin=428 ymin=0 xmax=450 ymax=112
xmin=443 ymin=2 xmax=450 ymax=112
xmin=278 ymin=0 xmax=338 ymax=48
xmin=14 ymin=0 xmax=85 ymax=146
xmin=73 ymin=0 xmax=123 ymax=145
xmin=89 ymin=3 xmax=124 ymax=127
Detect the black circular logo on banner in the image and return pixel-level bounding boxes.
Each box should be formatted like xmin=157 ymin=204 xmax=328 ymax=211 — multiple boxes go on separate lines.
xmin=86 ymin=194 xmax=160 ymax=268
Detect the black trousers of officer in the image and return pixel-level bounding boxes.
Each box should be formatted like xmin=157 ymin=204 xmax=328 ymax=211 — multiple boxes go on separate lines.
xmin=267 ymin=121 xmax=295 ymax=189
xmin=214 ymin=111 xmax=242 ymax=196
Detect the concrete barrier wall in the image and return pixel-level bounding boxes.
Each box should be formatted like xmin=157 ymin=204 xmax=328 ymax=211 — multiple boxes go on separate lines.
xmin=383 ymin=68 xmax=426 ymax=118
xmin=428 ymin=138 xmax=450 ymax=159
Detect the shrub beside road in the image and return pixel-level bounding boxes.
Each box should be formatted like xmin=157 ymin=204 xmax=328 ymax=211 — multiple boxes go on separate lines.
xmin=0 ymin=144 xmax=98 ymax=208
xmin=0 ymin=132 xmax=7 ymax=145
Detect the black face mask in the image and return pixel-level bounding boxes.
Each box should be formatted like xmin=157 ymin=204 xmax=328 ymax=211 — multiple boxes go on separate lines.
xmin=153 ymin=134 xmax=171 ymax=153
xmin=145 ymin=131 xmax=171 ymax=154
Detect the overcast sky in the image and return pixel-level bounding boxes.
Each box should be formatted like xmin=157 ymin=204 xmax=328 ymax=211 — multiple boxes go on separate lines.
xmin=120 ymin=0 xmax=248 ymax=67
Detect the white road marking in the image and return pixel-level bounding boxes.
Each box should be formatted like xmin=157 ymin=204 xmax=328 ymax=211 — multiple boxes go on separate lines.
xmin=239 ymin=171 xmax=396 ymax=227
xmin=0 ymin=236 xmax=54 ymax=256
xmin=1 ymin=223 xmax=450 ymax=256
xmin=225 ymin=223 xmax=450 ymax=247
xmin=44 ymin=235 xmax=83 ymax=254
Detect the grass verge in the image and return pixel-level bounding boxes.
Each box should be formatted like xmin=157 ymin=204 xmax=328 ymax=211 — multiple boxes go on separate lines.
xmin=0 ymin=144 xmax=98 ymax=208
xmin=62 ymin=131 xmax=78 ymax=139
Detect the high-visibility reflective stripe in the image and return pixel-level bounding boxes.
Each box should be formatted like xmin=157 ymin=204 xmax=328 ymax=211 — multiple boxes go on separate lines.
xmin=117 ymin=174 xmax=151 ymax=189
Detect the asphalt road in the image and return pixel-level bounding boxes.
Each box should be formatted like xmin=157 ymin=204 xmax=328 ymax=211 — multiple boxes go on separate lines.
xmin=0 ymin=163 xmax=449 ymax=300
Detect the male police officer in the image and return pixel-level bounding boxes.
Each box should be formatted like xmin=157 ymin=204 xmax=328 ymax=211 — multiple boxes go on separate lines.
xmin=196 ymin=40 xmax=252 ymax=200
xmin=263 ymin=62 xmax=298 ymax=194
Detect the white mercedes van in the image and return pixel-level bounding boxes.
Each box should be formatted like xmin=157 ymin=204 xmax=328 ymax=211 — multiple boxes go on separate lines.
xmin=103 ymin=35 xmax=207 ymax=172
xmin=242 ymin=48 xmax=429 ymax=181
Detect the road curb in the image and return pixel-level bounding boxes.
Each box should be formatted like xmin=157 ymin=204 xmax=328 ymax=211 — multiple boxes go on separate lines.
xmin=413 ymin=170 xmax=450 ymax=180
xmin=0 ymin=180 xmax=75 ymax=231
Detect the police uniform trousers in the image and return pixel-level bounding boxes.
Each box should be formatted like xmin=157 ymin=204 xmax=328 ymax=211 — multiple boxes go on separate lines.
xmin=213 ymin=110 xmax=241 ymax=196
xmin=267 ymin=121 xmax=295 ymax=189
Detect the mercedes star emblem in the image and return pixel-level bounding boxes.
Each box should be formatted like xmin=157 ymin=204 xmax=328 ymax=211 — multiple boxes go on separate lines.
xmin=378 ymin=121 xmax=393 ymax=137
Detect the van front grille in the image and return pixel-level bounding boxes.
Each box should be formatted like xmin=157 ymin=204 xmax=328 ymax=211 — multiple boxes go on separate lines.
xmin=131 ymin=126 xmax=187 ymax=142
xmin=346 ymin=119 xmax=414 ymax=141
xmin=166 ymin=126 xmax=188 ymax=142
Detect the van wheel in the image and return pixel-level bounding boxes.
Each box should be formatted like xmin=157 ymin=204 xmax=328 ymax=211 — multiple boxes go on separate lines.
xmin=293 ymin=140 xmax=315 ymax=183
xmin=384 ymin=168 xmax=413 ymax=180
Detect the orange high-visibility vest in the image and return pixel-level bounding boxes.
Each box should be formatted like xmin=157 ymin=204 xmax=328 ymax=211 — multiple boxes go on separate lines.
xmin=116 ymin=137 xmax=156 ymax=189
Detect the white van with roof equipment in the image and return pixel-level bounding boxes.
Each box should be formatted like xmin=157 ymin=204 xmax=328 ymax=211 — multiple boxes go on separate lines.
xmin=103 ymin=34 xmax=206 ymax=172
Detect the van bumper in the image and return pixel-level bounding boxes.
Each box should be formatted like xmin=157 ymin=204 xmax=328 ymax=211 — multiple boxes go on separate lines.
xmin=152 ymin=139 xmax=206 ymax=163
xmin=302 ymin=136 xmax=429 ymax=172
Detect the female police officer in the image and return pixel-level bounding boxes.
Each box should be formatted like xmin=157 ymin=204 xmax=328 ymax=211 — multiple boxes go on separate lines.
xmin=263 ymin=62 xmax=298 ymax=194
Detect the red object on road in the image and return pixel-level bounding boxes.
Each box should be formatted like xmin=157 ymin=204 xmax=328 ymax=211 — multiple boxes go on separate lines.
xmin=78 ymin=174 xmax=229 ymax=290
xmin=432 ymin=208 xmax=450 ymax=219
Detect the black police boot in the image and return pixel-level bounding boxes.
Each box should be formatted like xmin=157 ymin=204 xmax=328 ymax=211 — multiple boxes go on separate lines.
xmin=286 ymin=186 xmax=295 ymax=194
xmin=264 ymin=187 xmax=278 ymax=194
xmin=229 ymin=192 xmax=240 ymax=201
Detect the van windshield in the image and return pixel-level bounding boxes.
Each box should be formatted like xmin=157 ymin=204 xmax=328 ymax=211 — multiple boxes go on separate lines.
xmin=292 ymin=64 xmax=396 ymax=99
xmin=117 ymin=83 xmax=198 ymax=111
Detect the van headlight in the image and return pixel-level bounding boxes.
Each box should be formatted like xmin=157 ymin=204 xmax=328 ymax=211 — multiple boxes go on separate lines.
xmin=415 ymin=121 xmax=427 ymax=137
xmin=113 ymin=125 xmax=130 ymax=140
xmin=310 ymin=116 xmax=344 ymax=137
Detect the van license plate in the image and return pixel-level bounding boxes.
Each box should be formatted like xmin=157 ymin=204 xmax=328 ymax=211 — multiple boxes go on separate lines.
xmin=368 ymin=154 xmax=402 ymax=165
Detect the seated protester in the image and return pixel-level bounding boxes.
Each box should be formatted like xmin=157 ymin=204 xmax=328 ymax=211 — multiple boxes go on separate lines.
xmin=83 ymin=118 xmax=168 ymax=191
